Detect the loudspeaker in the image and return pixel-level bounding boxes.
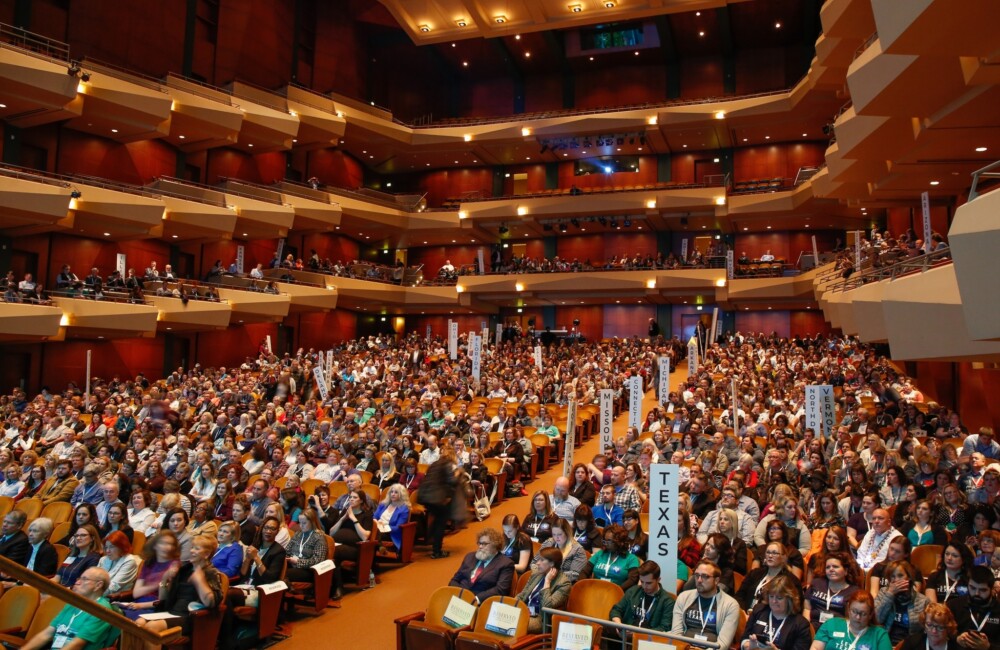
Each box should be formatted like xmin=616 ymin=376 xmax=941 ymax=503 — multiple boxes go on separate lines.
xmin=573 ymin=319 xmax=580 ymax=326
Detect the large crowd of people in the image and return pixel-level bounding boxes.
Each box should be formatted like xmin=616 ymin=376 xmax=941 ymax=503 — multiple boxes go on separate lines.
xmin=0 ymin=325 xmax=992 ymax=650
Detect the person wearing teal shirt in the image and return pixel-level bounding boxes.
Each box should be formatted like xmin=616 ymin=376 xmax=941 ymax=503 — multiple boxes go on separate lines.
xmin=22 ymin=567 xmax=121 ymax=650
xmin=811 ymin=591 xmax=891 ymax=650
xmin=537 ymin=415 xmax=560 ymax=439
xmin=586 ymin=524 xmax=641 ymax=590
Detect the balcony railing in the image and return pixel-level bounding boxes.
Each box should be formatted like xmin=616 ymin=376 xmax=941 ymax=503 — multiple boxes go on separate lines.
xmin=969 ymin=159 xmax=1000 ymax=201
xmin=0 ymin=21 xmax=70 ymax=61
xmin=830 ymin=247 xmax=953 ymax=293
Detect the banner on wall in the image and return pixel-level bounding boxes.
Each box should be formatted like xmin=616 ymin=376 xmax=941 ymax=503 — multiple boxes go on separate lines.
xmin=236 ymin=245 xmax=245 ymax=274
xmin=563 ymin=399 xmax=578 ymax=477
xmin=448 ymin=321 xmax=458 ymax=360
xmin=599 ymin=389 xmax=614 ymax=454
xmin=658 ymin=356 xmax=671 ymax=404
xmin=649 ymin=464 xmax=680 ymax=593
xmin=921 ymin=191 xmax=932 ymax=254
xmin=628 ymin=375 xmax=642 ymax=429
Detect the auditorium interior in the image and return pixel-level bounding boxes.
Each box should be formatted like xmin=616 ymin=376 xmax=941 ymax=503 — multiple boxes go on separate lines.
xmin=0 ymin=0 xmax=999 ymax=647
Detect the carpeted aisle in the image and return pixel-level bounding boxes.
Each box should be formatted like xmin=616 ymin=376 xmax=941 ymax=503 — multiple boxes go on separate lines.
xmin=280 ymin=382 xmax=666 ymax=648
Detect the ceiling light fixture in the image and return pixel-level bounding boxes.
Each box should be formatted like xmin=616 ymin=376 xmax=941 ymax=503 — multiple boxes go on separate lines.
xmin=419 ymin=24 xmax=430 ymax=32
xmin=976 ymin=147 xmax=988 ymax=152
xmin=456 ymin=19 xmax=467 ymax=27
xmin=569 ymin=3 xmax=582 ymax=12
xmin=494 ymin=15 xmax=507 ymax=23
xmin=930 ymin=180 xmax=940 ymax=186
xmin=699 ymin=30 xmax=705 ymax=37
xmin=775 ymin=21 xmax=782 ymax=28
xmin=604 ymin=1 xmax=616 ymax=7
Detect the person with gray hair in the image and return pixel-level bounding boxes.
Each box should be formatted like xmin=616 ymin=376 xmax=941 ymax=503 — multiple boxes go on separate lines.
xmin=70 ymin=463 xmax=104 ymax=507
xmin=0 ymin=509 xmax=30 ymax=568
xmin=24 ymin=517 xmax=59 ymax=576
xmin=21 ymin=566 xmax=120 ymax=650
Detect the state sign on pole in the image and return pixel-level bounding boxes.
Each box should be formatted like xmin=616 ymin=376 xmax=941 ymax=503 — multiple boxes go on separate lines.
xmin=687 ymin=336 xmax=698 ymax=378
xmin=657 ymin=357 xmax=671 ymax=404
xmin=628 ymin=375 xmax=643 ymax=429
xmin=448 ymin=321 xmax=458 ymax=360
xmin=805 ymin=385 xmax=836 ymax=438
xmin=649 ymin=465 xmax=679 ymax=593
xmin=533 ymin=345 xmax=542 ymax=371
xmin=599 ymin=389 xmax=614 ymax=454
xmin=313 ymin=366 xmax=329 ymax=401
xmin=471 ymin=334 xmax=482 ymax=381
xmin=562 ymin=399 xmax=578 ymax=477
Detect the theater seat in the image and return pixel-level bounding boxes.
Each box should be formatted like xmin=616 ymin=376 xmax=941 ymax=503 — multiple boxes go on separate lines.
xmin=287 ymin=534 xmax=334 ymax=612
xmin=454 ymin=596 xmax=530 ymax=650
xmin=564 ymin=579 xmax=624 ymax=620
xmin=395 ymin=586 xmax=479 ymax=650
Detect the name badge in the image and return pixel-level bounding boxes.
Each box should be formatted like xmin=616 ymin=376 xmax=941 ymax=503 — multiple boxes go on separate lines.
xmin=62 ymin=556 xmax=74 ymax=565
xmin=832 ymin=632 xmax=845 ymax=639
xmin=819 ymin=611 xmax=834 ymax=623
xmin=52 ymin=635 xmax=71 ymax=649
xmin=694 ymin=635 xmax=709 ymax=642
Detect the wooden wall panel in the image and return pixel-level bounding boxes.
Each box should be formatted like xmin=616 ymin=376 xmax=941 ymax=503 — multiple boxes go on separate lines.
xmin=407 ymin=245 xmax=486 ymax=274
xmin=555 ymin=235 xmax=605 ymax=264
xmin=419 ymin=168 xmax=494 ymax=206
xmin=732 ymin=143 xmax=826 ymax=182
xmin=523 ymin=74 xmax=565 ymax=114
xmin=555 ymin=306 xmax=602 ymax=342
xmin=574 ymin=64 xmax=666 ymax=110
xmin=196 ymin=323 xmax=277 ymax=369
xmin=297 ymin=311 xmax=358 ymax=350
xmin=40 ymin=338 xmax=165 ymax=393
xmin=679 ymin=57 xmax=725 ymax=99
xmin=309 ymin=150 xmax=365 ymax=190
xmin=409 ymin=315 xmax=482 ymax=340
xmin=735 ymin=311 xmax=791 ymax=338
xmin=213 ymin=0 xmax=295 ymax=88
xmin=501 ymin=164 xmax=548 ymax=195
xmin=734 ymin=48 xmax=787 ymax=95
xmin=464 ymin=78 xmax=516 ymax=118
xmin=603 ymin=304 xmax=656 ymax=339
xmin=789 ymin=310 xmax=834 ymax=337
xmin=301 ymin=234 xmax=360 ymax=266
xmin=313 ymin=1 xmax=367 ymax=98
xmin=57 ymin=132 xmax=177 ymax=185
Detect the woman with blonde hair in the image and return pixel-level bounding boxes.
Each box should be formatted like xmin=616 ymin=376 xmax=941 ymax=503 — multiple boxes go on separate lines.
xmin=374 ymin=483 xmax=411 ymax=558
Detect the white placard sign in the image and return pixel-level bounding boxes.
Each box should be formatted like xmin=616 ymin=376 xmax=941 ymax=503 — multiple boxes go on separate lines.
xmin=658 ymin=357 xmax=671 ymax=405
xmin=496 ymin=323 xmax=503 ymax=345
xmin=471 ymin=334 xmax=482 ymax=381
xmin=811 ymin=235 xmax=820 ymax=268
xmin=599 ymin=389 xmax=614 ymax=454
xmin=921 ymin=191 xmax=932 ymax=254
xmin=805 ymin=384 xmax=836 ymax=438
xmin=257 ymin=581 xmax=288 ymax=595
xmin=477 ymin=247 xmax=485 ymax=275
xmin=426 ymin=324 xmax=431 ymax=341
xmin=265 ymin=335 xmax=273 ymax=354
xmin=482 ymin=326 xmax=489 ymax=347
xmin=276 ymin=238 xmax=286 ymax=262
xmin=687 ymin=336 xmax=698 ymax=378
xmin=563 ymin=399 xmax=578 ymax=477
xmin=313 ymin=366 xmax=329 ymax=401
xmin=443 ymin=596 xmax=476 ymax=628
xmin=628 ymin=375 xmax=643 ymax=429
xmin=533 ymin=345 xmax=542 ymax=371
xmin=855 ymin=230 xmax=862 ymax=268
xmin=236 ymin=244 xmax=245 ymax=274
xmin=649 ymin=464 xmax=680 ymax=595
xmin=448 ymin=320 xmax=458 ymax=360
xmin=326 ymin=350 xmax=333 ymax=390
xmin=85 ymin=350 xmax=92 ymax=408
xmin=680 ymin=238 xmax=688 ymax=262
xmin=710 ymin=307 xmax=719 ymax=348
xmin=555 ymin=622 xmax=593 ymax=650
xmin=311 ymin=559 xmax=334 ymax=575
xmin=484 ymin=602 xmax=522 ymax=637
xmin=726 ymin=249 xmax=734 ymax=280
xmin=116 ymin=253 xmax=127 ymax=278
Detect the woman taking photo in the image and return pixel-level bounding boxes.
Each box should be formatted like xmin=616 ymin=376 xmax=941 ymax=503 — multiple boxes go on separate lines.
xmin=740 ymin=574 xmax=812 ymax=650
xmin=925 ymin=543 xmax=974 ymax=603
xmin=500 ymin=514 xmax=533 ymax=574
xmin=533 ymin=519 xmax=588 ymax=583
xmin=520 ymin=490 xmax=558 ymax=544
xmin=285 ymin=509 xmax=328 ymax=582
xmin=874 ymin=560 xmax=930 ymax=645
xmin=516 ymin=547 xmax=572 ymax=633
xmin=810 ymin=591 xmax=891 ymax=650
xmin=329 ymin=490 xmax=374 ymax=600
xmin=803 ymin=551 xmax=861 ymax=627
xmin=571 ymin=504 xmax=603 ymax=552
xmin=119 ymin=531 xmax=180 ymax=620
xmin=903 ymin=499 xmax=948 ymax=547
xmin=585 ymin=523 xmax=640 ymax=590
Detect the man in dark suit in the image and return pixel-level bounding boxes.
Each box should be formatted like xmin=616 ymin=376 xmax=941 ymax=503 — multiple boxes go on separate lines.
xmin=448 ymin=528 xmax=515 ymax=604
xmin=24 ymin=517 xmax=59 ymax=577
xmin=0 ymin=510 xmax=32 ymax=568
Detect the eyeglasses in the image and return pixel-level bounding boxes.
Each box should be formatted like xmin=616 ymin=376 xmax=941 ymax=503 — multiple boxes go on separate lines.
xmin=477 ymin=541 xmax=491 ymax=547
xmin=765 ymin=550 xmax=783 ymax=557
xmin=73 ymin=533 xmax=91 ymax=539
xmin=925 ymin=624 xmax=946 ymax=633
xmin=693 ymin=573 xmax=717 ymax=581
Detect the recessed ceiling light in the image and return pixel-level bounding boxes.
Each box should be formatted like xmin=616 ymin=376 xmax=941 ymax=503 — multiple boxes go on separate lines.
xmin=589 ymin=56 xmax=594 ymax=61
xmin=171 ymin=235 xmax=178 ymax=238
xmin=248 ymin=143 xmax=253 ymax=147
xmin=976 ymin=147 xmax=988 ymax=152
xmin=699 ymin=31 xmax=705 ymax=37
xmin=0 ymin=103 xmax=5 ymax=108
xmin=514 ymin=34 xmax=520 ymax=39
xmin=111 ymin=129 xmax=118 ymax=133
xmin=419 ymin=24 xmax=430 ymax=32
xmin=570 ymin=4 xmax=582 ymax=12
xmin=767 ymin=225 xmax=772 ymax=229
xmin=103 ymin=232 xmax=110 ymax=236
xmin=695 ymin=11 xmax=701 ymax=16
xmin=242 ymin=233 xmax=248 ymax=236
xmin=764 ymin=135 xmax=770 ymax=140
xmin=178 ymin=135 xmax=185 ymax=139
xmin=683 ymin=144 xmax=687 ymax=148
xmin=604 ymin=1 xmax=615 ymax=7
xmin=743 ymin=138 xmax=748 ymax=142
xmin=495 ymin=15 xmax=507 ymax=23
xmin=930 ymin=180 xmax=940 ymax=186
xmin=775 ymin=22 xmax=781 ymax=28
xmin=743 ymin=227 xmax=748 ymax=231
xmin=524 ymin=51 xmax=531 ymax=58
xmin=805 ymin=224 xmax=810 ymax=228
xmin=634 ymin=51 xmax=639 ymax=56
xmin=462 ymin=61 xmax=468 ymax=67
xmin=637 ymin=147 xmax=642 ymax=151
xmin=802 ymin=133 xmax=807 ymax=137
xmin=456 ymin=20 xmax=467 ymax=27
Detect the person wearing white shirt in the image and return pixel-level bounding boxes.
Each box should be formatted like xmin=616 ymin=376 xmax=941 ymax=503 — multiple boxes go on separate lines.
xmin=419 ymin=436 xmax=441 ymax=466
xmin=759 ymin=250 xmax=775 ymax=262
xmin=311 ymin=453 xmax=340 ymax=483
xmin=0 ymin=465 xmax=24 ymax=497
xmin=127 ymin=490 xmax=156 ymax=533
xmin=250 ymin=264 xmax=264 ymax=279
xmin=855 ymin=508 xmax=900 ymax=571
